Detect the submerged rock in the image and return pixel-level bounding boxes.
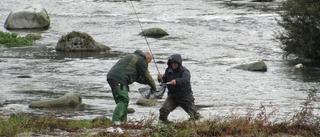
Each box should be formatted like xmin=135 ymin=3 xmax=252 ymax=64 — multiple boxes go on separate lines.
xmin=4 ymin=4 xmax=50 ymax=30
xmin=17 ymin=75 xmax=32 ymax=78
xmin=29 ymin=93 xmax=82 ymax=108
xmin=55 ymin=31 xmax=110 ymax=52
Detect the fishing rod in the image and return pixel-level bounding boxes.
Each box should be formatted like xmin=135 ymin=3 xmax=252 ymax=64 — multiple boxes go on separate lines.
xmin=130 ymin=1 xmax=160 ymax=74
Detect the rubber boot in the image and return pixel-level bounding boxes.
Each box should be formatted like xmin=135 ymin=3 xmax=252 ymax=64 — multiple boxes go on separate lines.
xmin=112 ymin=85 xmax=129 ymax=122
xmin=189 ymin=112 xmax=201 ymax=121
xmin=159 ymin=115 xmax=173 ymax=124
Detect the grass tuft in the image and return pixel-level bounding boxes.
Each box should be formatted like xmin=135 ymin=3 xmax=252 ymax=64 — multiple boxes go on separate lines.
xmin=0 ymin=31 xmax=34 ymax=47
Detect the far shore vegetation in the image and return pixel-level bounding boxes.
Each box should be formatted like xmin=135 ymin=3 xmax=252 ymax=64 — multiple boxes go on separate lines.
xmin=0 ymin=90 xmax=319 ymax=137
xmin=276 ymin=0 xmax=320 ymax=60
xmin=0 ymin=31 xmax=34 ymax=47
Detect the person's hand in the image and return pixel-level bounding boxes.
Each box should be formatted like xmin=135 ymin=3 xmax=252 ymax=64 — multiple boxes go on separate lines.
xmin=157 ymin=73 xmax=163 ymax=82
xmin=170 ymin=79 xmax=176 ymax=85
xmin=157 ymin=73 xmax=162 ymax=79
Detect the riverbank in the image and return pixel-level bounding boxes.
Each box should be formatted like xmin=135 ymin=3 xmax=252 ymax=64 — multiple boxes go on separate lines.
xmin=3 ymin=111 xmax=318 ymax=137
xmin=2 ymin=92 xmax=319 ymax=137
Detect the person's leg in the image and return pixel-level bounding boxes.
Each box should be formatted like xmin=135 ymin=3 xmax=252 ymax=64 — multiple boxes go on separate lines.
xmin=178 ymin=93 xmax=200 ymax=120
xmin=159 ymin=95 xmax=178 ymax=122
xmin=107 ymin=79 xmax=129 ymax=122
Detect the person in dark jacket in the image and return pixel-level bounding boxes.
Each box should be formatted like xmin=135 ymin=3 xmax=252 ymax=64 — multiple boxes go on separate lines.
xmin=107 ymin=50 xmax=157 ymax=123
xmin=157 ymin=54 xmax=200 ymax=123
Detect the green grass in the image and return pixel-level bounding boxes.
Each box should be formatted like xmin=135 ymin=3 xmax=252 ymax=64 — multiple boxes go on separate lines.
xmin=0 ymin=31 xmax=34 ymax=47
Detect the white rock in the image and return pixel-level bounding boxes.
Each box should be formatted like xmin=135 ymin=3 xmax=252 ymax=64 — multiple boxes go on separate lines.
xmin=294 ymin=63 xmax=304 ymax=69
xmin=4 ymin=4 xmax=50 ymax=30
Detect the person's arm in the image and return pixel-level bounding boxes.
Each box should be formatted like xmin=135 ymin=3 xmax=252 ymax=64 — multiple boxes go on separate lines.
xmin=174 ymin=69 xmax=191 ymax=86
xmin=136 ymin=61 xmax=157 ymax=91
xmin=158 ymin=68 xmax=169 ymax=83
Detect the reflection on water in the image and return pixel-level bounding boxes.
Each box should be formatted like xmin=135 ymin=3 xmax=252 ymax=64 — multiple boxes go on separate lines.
xmin=0 ymin=0 xmax=319 ymax=121
xmin=55 ymin=51 xmax=122 ymax=59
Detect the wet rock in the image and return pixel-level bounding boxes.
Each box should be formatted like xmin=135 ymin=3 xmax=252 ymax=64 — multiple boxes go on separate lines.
xmin=109 ymin=108 xmax=135 ymax=113
xmin=294 ymin=63 xmax=305 ymax=71
xmin=55 ymin=31 xmax=110 ymax=52
xmin=196 ymin=104 xmax=214 ymax=109
xmin=234 ymin=61 xmax=267 ymax=72
xmin=92 ymin=116 xmax=112 ymax=123
xmin=127 ymin=107 xmax=135 ymax=113
xmin=139 ymin=28 xmax=169 ymax=38
xmin=136 ymin=98 xmax=157 ymax=106
xmin=25 ymin=33 xmax=42 ymax=40
xmin=4 ymin=5 xmax=50 ymax=30
xmin=17 ymin=75 xmax=32 ymax=78
xmin=29 ymin=93 xmax=82 ymax=108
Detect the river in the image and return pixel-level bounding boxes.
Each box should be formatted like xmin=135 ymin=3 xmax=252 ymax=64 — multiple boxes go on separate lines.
xmin=0 ymin=0 xmax=319 ymax=122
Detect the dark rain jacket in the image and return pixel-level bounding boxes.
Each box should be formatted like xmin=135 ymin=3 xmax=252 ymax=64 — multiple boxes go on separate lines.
xmin=160 ymin=54 xmax=193 ymax=98
xmin=107 ymin=50 xmax=156 ymax=91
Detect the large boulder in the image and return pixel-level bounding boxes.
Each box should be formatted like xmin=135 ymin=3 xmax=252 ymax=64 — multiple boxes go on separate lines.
xmin=55 ymin=31 xmax=110 ymax=51
xmin=234 ymin=61 xmax=267 ymax=72
xmin=29 ymin=93 xmax=82 ymax=108
xmin=4 ymin=5 xmax=50 ymax=30
xmin=139 ymin=28 xmax=169 ymax=38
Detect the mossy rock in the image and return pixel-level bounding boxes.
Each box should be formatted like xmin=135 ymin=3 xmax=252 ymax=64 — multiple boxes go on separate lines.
xmin=127 ymin=107 xmax=135 ymax=113
xmin=25 ymin=33 xmax=42 ymax=40
xmin=92 ymin=116 xmax=112 ymax=124
xmin=136 ymin=98 xmax=157 ymax=106
xmin=55 ymin=31 xmax=110 ymax=52
xmin=29 ymin=93 xmax=82 ymax=108
xmin=234 ymin=61 xmax=267 ymax=72
xmin=139 ymin=28 xmax=169 ymax=38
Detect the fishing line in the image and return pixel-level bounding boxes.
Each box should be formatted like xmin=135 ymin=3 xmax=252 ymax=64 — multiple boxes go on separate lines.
xmin=130 ymin=1 xmax=160 ymax=73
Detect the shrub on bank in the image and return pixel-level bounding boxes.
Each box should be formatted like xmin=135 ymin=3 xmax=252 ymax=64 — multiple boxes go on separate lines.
xmin=276 ymin=0 xmax=320 ymax=60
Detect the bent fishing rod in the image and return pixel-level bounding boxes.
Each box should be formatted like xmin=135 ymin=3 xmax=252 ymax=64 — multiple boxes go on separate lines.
xmin=130 ymin=1 xmax=160 ymax=74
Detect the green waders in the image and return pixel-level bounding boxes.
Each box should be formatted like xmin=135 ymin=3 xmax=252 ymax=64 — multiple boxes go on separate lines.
xmin=108 ymin=79 xmax=129 ymax=123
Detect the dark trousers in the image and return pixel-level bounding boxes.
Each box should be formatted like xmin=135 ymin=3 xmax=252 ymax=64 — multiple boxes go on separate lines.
xmin=159 ymin=93 xmax=200 ymax=121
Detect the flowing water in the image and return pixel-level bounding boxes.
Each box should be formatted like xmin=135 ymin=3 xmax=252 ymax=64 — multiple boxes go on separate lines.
xmin=0 ymin=0 xmax=319 ymax=122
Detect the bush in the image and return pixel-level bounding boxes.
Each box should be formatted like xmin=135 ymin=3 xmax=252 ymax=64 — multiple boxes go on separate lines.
xmin=0 ymin=31 xmax=34 ymax=47
xmin=276 ymin=0 xmax=320 ymax=60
